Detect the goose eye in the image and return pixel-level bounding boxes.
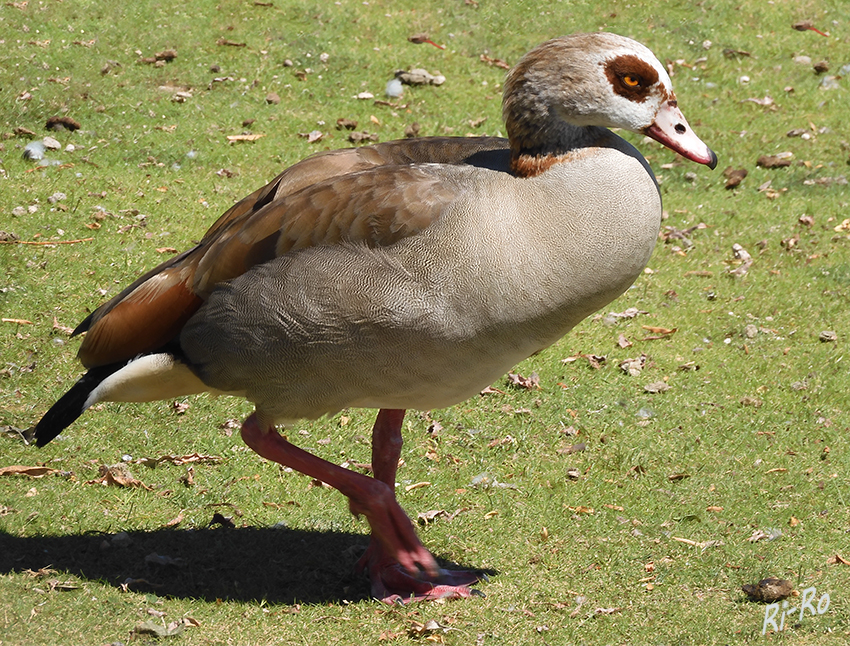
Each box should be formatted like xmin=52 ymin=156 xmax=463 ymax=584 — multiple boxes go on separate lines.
xmin=622 ymin=74 xmax=640 ymax=87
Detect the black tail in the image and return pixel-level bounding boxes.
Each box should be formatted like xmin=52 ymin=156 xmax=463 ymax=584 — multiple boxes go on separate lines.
xmin=33 ymin=363 xmax=125 ymax=447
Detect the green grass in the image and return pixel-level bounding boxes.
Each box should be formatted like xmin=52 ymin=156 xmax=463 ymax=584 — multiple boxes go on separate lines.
xmin=2 ymin=0 xmax=849 ymax=644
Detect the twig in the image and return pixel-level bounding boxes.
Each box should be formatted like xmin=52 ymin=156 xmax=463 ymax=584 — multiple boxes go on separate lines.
xmin=0 ymin=237 xmax=93 ymax=246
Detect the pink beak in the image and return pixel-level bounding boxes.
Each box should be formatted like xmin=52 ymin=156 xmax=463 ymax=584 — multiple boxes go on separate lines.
xmin=644 ymin=101 xmax=717 ymax=169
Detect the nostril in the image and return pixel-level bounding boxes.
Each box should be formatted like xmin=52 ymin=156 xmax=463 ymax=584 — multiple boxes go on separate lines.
xmin=675 ymin=123 xmax=687 ymax=134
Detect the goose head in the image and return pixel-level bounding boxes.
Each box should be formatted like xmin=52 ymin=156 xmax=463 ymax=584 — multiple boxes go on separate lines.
xmin=503 ymin=32 xmax=717 ymax=170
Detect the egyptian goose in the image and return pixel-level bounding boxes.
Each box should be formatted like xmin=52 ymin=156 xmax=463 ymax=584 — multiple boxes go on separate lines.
xmin=32 ymin=32 xmax=716 ymax=603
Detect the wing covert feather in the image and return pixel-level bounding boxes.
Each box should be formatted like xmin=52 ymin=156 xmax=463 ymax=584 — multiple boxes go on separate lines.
xmin=193 ymin=164 xmax=463 ymax=295
xmin=75 ymin=137 xmax=507 ymax=367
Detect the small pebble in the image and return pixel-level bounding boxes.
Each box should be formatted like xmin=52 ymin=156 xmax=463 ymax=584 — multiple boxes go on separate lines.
xmin=819 ymin=76 xmax=840 ymax=90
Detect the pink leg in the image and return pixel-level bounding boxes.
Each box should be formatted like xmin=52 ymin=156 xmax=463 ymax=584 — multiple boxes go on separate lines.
xmin=240 ymin=410 xmax=483 ymax=603
xmin=356 ymin=410 xmax=482 ymax=602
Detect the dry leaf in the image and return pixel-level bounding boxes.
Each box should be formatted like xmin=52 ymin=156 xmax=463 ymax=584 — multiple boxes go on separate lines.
xmin=164 ymin=512 xmax=185 ymax=528
xmin=23 ymin=567 xmax=58 ymax=578
xmin=609 ymin=307 xmax=647 ymax=319
xmin=172 ymin=400 xmax=190 ymax=415
xmin=723 ymin=166 xmax=748 ymax=189
xmin=45 ymin=115 xmax=81 ymax=131
xmin=52 ymin=317 xmax=74 ymax=334
xmin=145 ymin=552 xmax=186 ymax=568
xmin=487 ymin=435 xmax=516 ymax=448
xmin=133 ymin=620 xmax=184 ymax=638
xmin=336 ymin=117 xmax=358 ymax=130
xmin=347 ymin=131 xmax=378 ymax=144
xmin=757 ymin=153 xmax=793 ymax=168
xmin=395 ymin=68 xmax=445 ymax=86
xmin=226 ymin=133 xmax=265 ymax=142
xmin=507 ymin=371 xmax=540 ymax=390
xmin=140 ymin=452 xmax=222 ymax=467
xmin=747 ymin=528 xmax=781 ymax=543
xmin=641 ymin=325 xmax=677 ymax=335
xmin=379 ymin=630 xmax=404 ymax=641
xmin=179 ymin=466 xmax=194 ymax=487
xmin=584 ymin=354 xmax=606 ymax=369
xmin=87 ymin=464 xmax=153 ymax=490
xmin=619 ymin=355 xmax=646 ymax=376
xmin=644 ymin=381 xmax=670 ymax=394
xmin=480 ymin=54 xmax=510 ymax=70
xmin=833 ymin=218 xmax=850 ymax=232
xmin=672 ymin=536 xmax=723 ymax=549
xmin=558 ymin=442 xmax=586 ymax=455
xmin=417 ymin=509 xmax=448 ymax=525
xmin=47 ymin=579 xmax=81 ymax=592
xmin=827 ymin=554 xmax=850 ymax=565
xmin=729 ymin=243 xmax=753 ymax=276
xmin=0 ymin=465 xmax=59 ymax=478
xmin=480 ymin=385 xmax=505 ymax=395
xmin=409 ymin=619 xmax=452 ymax=638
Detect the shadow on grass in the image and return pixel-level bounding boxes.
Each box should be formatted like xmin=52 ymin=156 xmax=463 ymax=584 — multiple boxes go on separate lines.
xmin=0 ymin=526 xmax=493 ymax=605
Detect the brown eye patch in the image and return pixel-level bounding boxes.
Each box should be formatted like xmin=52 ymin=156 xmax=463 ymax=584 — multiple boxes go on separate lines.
xmin=603 ymin=54 xmax=660 ymax=102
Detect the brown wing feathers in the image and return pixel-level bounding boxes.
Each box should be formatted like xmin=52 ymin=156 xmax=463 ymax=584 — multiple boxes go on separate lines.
xmin=74 ymin=139 xmax=499 ymax=369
